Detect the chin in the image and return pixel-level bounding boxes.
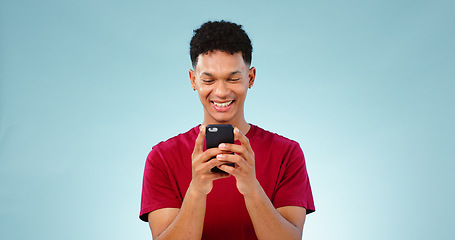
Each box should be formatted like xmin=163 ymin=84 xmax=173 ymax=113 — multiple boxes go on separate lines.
xmin=210 ymin=114 xmax=235 ymax=123
xmin=204 ymin=107 xmax=237 ymax=124
xmin=212 ymin=117 xmax=232 ymax=123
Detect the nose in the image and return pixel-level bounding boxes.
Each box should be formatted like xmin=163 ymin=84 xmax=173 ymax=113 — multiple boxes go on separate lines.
xmin=213 ymin=80 xmax=230 ymax=98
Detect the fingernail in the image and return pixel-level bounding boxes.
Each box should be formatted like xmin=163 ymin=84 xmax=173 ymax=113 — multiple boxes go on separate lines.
xmin=217 ymin=154 xmax=225 ymax=159
xmin=219 ymin=143 xmax=226 ymax=149
xmin=234 ymin=128 xmax=240 ymax=134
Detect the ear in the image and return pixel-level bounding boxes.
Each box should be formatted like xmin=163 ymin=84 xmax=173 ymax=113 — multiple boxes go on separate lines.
xmin=248 ymin=67 xmax=256 ymax=88
xmin=189 ymin=69 xmax=197 ymax=90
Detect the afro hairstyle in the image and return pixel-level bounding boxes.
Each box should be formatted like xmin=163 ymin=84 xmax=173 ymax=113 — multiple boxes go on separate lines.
xmin=190 ymin=20 xmax=252 ymax=68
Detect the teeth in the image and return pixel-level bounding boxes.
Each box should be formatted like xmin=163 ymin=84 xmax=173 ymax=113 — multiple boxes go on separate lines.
xmin=213 ymin=101 xmax=232 ymax=107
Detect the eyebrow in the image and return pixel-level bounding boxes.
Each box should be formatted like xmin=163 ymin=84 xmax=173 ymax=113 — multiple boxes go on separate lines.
xmin=201 ymin=71 xmax=242 ymax=77
xmin=201 ymin=72 xmax=213 ymax=77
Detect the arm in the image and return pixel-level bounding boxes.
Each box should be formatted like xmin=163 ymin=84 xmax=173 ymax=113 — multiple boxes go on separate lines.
xmin=217 ymin=128 xmax=307 ymax=240
xmin=148 ymin=126 xmax=230 ymax=240
xmin=147 ymin=185 xmax=206 ymax=240
xmin=244 ymin=185 xmax=306 ymax=240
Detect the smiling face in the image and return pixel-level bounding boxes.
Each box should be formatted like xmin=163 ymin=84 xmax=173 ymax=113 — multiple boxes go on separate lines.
xmin=189 ymin=50 xmax=256 ymax=127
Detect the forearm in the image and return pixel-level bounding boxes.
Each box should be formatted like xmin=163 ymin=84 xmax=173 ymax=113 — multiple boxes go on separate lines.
xmin=244 ymin=182 xmax=302 ymax=240
xmin=156 ymin=184 xmax=206 ymax=240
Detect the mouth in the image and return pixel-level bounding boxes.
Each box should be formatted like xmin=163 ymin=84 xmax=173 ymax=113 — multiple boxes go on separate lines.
xmin=212 ymin=100 xmax=233 ymax=107
xmin=211 ymin=100 xmax=234 ymax=111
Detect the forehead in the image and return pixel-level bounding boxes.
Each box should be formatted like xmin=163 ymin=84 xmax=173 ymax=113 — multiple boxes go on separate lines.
xmin=195 ymin=50 xmax=247 ymax=74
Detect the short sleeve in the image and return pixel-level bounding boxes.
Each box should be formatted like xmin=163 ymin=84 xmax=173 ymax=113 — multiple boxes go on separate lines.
xmin=139 ymin=146 xmax=182 ymax=222
xmin=272 ymin=142 xmax=315 ymax=214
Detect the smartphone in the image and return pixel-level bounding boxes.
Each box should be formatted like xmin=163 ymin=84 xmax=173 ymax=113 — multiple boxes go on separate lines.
xmin=206 ymin=124 xmax=235 ymax=173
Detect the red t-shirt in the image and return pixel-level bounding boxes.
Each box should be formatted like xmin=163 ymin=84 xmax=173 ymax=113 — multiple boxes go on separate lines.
xmin=140 ymin=124 xmax=315 ymax=239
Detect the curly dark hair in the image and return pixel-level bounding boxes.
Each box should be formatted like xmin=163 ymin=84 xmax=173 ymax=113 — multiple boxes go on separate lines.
xmin=190 ymin=20 xmax=253 ymax=68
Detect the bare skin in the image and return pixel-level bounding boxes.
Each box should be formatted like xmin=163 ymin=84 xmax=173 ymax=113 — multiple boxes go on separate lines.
xmin=148 ymin=50 xmax=307 ymax=239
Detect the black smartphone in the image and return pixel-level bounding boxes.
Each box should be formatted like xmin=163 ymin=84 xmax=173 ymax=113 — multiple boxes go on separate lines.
xmin=206 ymin=124 xmax=235 ymax=173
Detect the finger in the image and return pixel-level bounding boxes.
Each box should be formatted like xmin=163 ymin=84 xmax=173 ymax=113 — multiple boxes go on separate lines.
xmin=197 ymin=148 xmax=224 ymax=165
xmin=218 ymin=143 xmax=252 ymax=164
xmin=195 ymin=158 xmax=231 ymax=178
xmin=234 ymin=127 xmax=254 ymax=156
xmin=216 ymin=153 xmax=248 ymax=169
xmin=211 ymin=171 xmax=231 ymax=180
xmin=217 ymin=164 xmax=236 ymax=175
xmin=218 ymin=143 xmax=245 ymax=155
xmin=192 ymin=125 xmax=206 ymax=157
xmin=201 ymin=157 xmax=226 ymax=171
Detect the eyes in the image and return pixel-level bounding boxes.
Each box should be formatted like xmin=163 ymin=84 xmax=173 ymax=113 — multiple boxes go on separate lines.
xmin=201 ymin=78 xmax=240 ymax=84
xmin=228 ymin=78 xmax=240 ymax=82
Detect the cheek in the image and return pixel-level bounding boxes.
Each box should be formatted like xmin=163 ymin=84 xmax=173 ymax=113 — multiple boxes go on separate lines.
xmin=235 ymin=85 xmax=249 ymax=97
xmin=197 ymin=88 xmax=210 ymax=101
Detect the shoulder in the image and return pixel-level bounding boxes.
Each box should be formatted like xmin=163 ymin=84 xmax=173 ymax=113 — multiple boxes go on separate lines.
xmin=147 ymin=126 xmax=199 ymax=161
xmin=155 ymin=126 xmax=198 ymax=149
xmin=250 ymin=124 xmax=300 ymax=149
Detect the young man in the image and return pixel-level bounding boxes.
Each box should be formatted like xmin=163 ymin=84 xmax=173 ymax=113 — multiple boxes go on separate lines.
xmin=140 ymin=21 xmax=315 ymax=240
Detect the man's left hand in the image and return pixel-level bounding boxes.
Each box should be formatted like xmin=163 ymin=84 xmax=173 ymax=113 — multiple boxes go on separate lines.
xmin=216 ymin=127 xmax=260 ymax=196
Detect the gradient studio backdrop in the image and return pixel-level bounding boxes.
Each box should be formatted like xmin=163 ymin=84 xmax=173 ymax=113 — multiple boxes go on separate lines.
xmin=1 ymin=0 xmax=454 ymax=239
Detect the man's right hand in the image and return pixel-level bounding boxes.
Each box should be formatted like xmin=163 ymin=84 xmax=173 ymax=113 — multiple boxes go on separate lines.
xmin=190 ymin=125 xmax=230 ymax=195
xmin=149 ymin=125 xmax=228 ymax=240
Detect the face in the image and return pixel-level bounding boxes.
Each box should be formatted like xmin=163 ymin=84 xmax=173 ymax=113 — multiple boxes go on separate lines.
xmin=189 ymin=50 xmax=256 ymax=125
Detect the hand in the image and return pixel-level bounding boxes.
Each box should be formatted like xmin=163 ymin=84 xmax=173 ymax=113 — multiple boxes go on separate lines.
xmin=190 ymin=125 xmax=230 ymax=196
xmin=216 ymin=127 xmax=260 ymax=196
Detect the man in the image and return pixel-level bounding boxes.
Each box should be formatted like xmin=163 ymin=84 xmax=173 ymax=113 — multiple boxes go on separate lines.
xmin=140 ymin=20 xmax=315 ymax=239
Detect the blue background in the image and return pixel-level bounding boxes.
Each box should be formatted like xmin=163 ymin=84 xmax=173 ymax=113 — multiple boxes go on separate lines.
xmin=1 ymin=0 xmax=454 ymax=239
